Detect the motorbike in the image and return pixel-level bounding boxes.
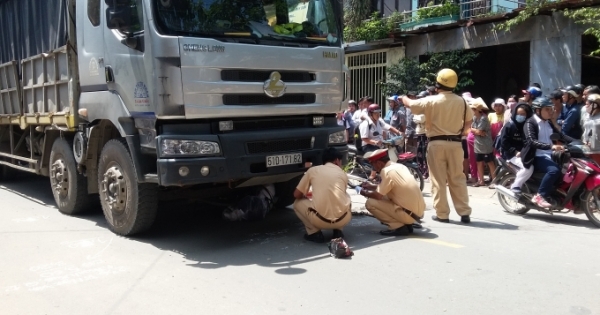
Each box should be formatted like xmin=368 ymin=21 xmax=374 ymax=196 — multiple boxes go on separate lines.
xmin=494 ymin=133 xmax=600 ymax=227
xmin=346 ymin=136 xmax=425 ymax=191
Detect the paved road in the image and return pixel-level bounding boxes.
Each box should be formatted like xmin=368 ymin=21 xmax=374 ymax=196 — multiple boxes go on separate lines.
xmin=1 ymin=175 xmax=599 ymax=315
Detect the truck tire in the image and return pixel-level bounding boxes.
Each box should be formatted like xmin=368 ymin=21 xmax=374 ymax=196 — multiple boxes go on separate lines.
xmin=98 ymin=139 xmax=157 ymax=236
xmin=274 ymin=176 xmax=302 ymax=208
xmin=49 ymin=138 xmax=94 ymax=215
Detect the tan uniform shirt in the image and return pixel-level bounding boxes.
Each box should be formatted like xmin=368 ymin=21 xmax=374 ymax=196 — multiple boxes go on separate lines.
xmin=296 ymin=163 xmax=351 ymax=220
xmin=409 ymin=91 xmax=473 ymax=138
xmin=377 ymin=161 xmax=425 ymax=216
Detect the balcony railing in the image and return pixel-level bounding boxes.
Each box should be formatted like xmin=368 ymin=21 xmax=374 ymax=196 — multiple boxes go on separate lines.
xmin=393 ymin=0 xmax=523 ymax=32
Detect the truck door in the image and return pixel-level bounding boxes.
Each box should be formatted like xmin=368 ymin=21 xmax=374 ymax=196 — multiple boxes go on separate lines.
xmin=77 ymin=0 xmax=107 ymax=92
xmin=102 ymin=0 xmax=147 ymax=113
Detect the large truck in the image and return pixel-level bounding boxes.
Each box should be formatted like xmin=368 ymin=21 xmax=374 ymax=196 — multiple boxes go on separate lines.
xmin=0 ymin=0 xmax=348 ymax=235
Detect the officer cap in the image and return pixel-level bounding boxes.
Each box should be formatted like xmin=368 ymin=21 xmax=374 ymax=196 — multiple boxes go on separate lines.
xmin=363 ymin=149 xmax=388 ymax=162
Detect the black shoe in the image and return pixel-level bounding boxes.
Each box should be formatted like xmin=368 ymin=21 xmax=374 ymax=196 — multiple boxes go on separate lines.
xmin=461 ymin=215 xmax=471 ymax=223
xmin=431 ymin=215 xmax=450 ymax=223
xmin=412 ymin=223 xmax=423 ymax=229
xmin=380 ymin=225 xmax=410 ymax=236
xmin=304 ymin=231 xmax=325 ymax=243
xmin=332 ymin=229 xmax=344 ymax=239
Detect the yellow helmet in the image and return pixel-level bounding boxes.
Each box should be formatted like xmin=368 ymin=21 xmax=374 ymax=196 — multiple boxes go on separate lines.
xmin=436 ymin=68 xmax=458 ymax=89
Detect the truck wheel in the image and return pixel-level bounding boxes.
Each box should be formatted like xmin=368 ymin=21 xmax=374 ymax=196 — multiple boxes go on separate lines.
xmin=98 ymin=139 xmax=157 ymax=236
xmin=274 ymin=176 xmax=302 ymax=208
xmin=49 ymin=138 xmax=93 ymax=215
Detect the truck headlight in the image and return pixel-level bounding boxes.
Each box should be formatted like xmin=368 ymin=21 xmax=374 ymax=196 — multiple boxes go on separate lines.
xmin=328 ymin=131 xmax=346 ymax=144
xmin=161 ymin=139 xmax=220 ymax=157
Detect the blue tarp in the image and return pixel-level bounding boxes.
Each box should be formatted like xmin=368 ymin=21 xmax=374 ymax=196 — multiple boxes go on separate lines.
xmin=0 ymin=0 xmax=68 ymax=64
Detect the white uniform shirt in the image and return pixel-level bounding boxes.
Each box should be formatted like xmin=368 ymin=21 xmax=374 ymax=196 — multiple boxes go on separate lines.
xmin=534 ymin=115 xmax=553 ymax=158
xmin=359 ymin=116 xmax=391 ymax=146
xmin=352 ymin=108 xmax=367 ymax=126
xmin=413 ymin=114 xmax=426 ymax=135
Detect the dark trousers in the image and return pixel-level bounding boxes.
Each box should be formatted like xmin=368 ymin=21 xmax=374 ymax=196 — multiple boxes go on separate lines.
xmin=534 ymin=156 xmax=561 ymax=199
xmin=416 ymin=134 xmax=429 ymax=178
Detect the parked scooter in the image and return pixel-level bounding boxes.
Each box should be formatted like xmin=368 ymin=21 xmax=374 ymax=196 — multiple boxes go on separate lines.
xmin=495 ymin=134 xmax=600 ymax=227
xmin=346 ymin=136 xmax=425 ymax=191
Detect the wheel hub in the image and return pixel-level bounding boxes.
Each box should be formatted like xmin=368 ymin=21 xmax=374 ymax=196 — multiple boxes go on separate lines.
xmin=50 ymin=159 xmax=68 ymax=197
xmin=102 ymin=166 xmax=127 ymax=213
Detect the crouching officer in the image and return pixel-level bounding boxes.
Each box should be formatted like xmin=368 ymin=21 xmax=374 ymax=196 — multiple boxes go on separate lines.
xmin=358 ymin=149 xmax=425 ymax=236
xmin=402 ymin=68 xmax=473 ymax=223
xmin=293 ymin=147 xmax=352 ymax=243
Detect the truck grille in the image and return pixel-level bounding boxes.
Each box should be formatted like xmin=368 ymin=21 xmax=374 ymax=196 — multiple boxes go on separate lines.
xmin=232 ymin=117 xmax=308 ymax=131
xmin=221 ymin=70 xmax=314 ymax=82
xmin=247 ymin=138 xmax=313 ymax=154
xmin=223 ymin=94 xmax=316 ymax=105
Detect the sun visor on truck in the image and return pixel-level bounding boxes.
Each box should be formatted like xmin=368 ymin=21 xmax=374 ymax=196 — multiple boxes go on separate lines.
xmin=0 ymin=0 xmax=68 ymax=65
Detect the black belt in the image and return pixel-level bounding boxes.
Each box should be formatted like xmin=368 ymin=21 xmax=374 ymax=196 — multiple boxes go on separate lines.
xmin=402 ymin=208 xmax=422 ymax=223
xmin=428 ymin=135 xmax=461 ymax=142
xmin=309 ymin=208 xmax=348 ymax=224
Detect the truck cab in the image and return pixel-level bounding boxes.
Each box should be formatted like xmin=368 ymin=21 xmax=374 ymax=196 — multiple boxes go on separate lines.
xmin=75 ymin=0 xmax=348 ymax=234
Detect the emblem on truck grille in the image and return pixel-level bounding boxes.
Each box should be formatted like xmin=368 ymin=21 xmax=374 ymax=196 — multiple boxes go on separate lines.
xmin=263 ymin=71 xmax=286 ymax=98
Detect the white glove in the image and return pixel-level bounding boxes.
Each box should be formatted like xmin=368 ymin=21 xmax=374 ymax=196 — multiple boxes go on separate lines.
xmin=355 ymin=186 xmax=362 ymax=194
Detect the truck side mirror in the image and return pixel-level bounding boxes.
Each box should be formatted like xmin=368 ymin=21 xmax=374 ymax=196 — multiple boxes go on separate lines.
xmin=106 ymin=6 xmax=133 ymax=30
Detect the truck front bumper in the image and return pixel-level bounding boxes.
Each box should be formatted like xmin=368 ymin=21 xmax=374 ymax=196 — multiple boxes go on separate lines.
xmin=156 ymin=127 xmax=347 ymax=187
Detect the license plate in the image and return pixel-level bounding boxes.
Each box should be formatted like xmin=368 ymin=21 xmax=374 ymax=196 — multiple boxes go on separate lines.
xmin=266 ymin=153 xmax=302 ymax=167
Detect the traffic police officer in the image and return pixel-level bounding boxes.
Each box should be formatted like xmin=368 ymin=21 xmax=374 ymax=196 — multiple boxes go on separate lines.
xmin=293 ymin=147 xmax=351 ymax=243
xmin=402 ymin=69 xmax=473 ymax=223
xmin=358 ymin=149 xmax=425 ymax=235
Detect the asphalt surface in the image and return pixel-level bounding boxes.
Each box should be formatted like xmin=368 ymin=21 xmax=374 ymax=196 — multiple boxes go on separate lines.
xmin=1 ymin=174 xmax=599 ymax=315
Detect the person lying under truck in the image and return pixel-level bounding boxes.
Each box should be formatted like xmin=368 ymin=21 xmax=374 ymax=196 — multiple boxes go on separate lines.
xmin=293 ymin=147 xmax=352 ymax=243
xmin=358 ymin=149 xmax=425 ymax=236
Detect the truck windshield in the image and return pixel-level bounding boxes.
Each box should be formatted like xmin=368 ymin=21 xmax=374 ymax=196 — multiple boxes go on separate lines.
xmin=153 ymin=0 xmax=341 ymax=47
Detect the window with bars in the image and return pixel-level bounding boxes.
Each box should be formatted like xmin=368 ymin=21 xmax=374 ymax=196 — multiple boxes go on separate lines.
xmin=346 ymin=50 xmax=388 ymax=110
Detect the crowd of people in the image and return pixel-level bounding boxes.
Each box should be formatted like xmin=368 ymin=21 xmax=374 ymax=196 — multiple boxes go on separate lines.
xmin=301 ymin=68 xmax=600 ymax=242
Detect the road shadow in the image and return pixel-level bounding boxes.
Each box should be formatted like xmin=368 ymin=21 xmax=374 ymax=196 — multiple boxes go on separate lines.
xmin=0 ymin=173 xmax=55 ymax=207
xmin=1 ymin=175 xmax=440 ymax=274
xmin=452 ymin=218 xmax=520 ymax=230
xmin=133 ymin=205 xmax=440 ymax=274
xmin=521 ymin=212 xmax=598 ymax=229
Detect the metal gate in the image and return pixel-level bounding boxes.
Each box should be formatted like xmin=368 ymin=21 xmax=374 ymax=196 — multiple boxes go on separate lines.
xmin=345 ymin=49 xmax=388 ymax=109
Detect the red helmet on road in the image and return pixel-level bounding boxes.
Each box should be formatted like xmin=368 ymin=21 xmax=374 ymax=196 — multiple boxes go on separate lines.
xmin=367 ymin=104 xmax=381 ymax=113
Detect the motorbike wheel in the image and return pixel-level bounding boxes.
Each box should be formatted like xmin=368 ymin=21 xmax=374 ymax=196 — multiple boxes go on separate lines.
xmin=580 ymin=188 xmax=600 ymax=228
xmin=497 ymin=174 xmax=530 ymax=215
xmin=346 ymin=162 xmax=369 ymax=187
xmin=404 ymin=163 xmax=425 ymax=191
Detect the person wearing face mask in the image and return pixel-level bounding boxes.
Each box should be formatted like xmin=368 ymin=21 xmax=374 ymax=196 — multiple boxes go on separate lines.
xmin=499 ymin=103 xmax=534 ymax=194
xmin=582 ymin=94 xmax=600 ymax=165
xmin=522 ymin=97 xmax=574 ymax=208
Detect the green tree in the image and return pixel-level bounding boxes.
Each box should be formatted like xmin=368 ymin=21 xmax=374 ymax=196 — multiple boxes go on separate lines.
xmin=564 ymin=6 xmax=600 ymax=55
xmin=344 ymin=0 xmax=371 ymax=30
xmin=379 ymin=57 xmax=421 ymax=96
xmin=420 ymin=50 xmax=479 ymax=91
xmin=378 ymin=50 xmax=479 ymax=95
xmin=378 ymin=49 xmax=479 ymax=95
xmin=496 ymin=0 xmax=600 ymax=55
